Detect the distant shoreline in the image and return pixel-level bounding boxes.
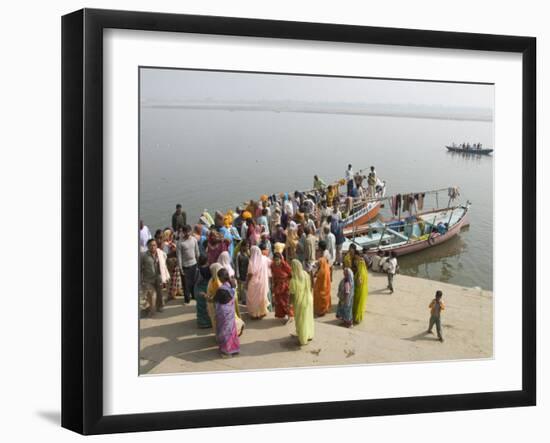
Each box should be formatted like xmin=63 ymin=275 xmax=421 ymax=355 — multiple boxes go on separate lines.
xmin=143 ymin=102 xmax=493 ymax=122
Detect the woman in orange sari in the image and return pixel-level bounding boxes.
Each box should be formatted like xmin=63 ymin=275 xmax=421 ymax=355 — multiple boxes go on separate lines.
xmin=313 ymin=242 xmax=332 ymax=316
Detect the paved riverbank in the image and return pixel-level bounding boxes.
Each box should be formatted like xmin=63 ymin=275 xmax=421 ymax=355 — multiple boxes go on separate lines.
xmin=139 ymin=270 xmax=493 ymax=375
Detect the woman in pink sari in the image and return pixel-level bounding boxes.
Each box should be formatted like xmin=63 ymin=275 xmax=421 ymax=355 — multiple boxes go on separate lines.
xmin=214 ymin=268 xmax=240 ymax=357
xmin=217 ymin=251 xmax=241 ymax=319
xmin=246 ymin=245 xmax=270 ymax=319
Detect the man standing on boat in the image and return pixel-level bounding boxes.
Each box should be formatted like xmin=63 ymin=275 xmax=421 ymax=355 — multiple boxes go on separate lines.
xmin=345 ymin=164 xmax=354 ymax=197
xmin=367 ymin=166 xmax=377 ymax=197
xmin=313 ymin=175 xmax=327 ymax=191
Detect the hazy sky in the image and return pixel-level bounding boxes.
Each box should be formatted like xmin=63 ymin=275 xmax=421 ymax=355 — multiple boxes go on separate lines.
xmin=140 ymin=67 xmax=494 ymax=110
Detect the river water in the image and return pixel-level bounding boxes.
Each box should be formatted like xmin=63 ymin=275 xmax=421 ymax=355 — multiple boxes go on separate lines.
xmin=140 ymin=106 xmax=493 ymax=290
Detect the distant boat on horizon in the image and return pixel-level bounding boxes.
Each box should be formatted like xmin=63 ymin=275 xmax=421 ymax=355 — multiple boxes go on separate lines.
xmin=446 ymin=143 xmax=493 ymax=155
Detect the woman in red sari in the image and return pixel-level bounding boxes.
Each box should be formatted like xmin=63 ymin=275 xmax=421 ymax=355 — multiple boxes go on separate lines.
xmin=271 ymin=252 xmax=293 ymax=323
xmin=313 ymin=242 xmax=332 ymax=317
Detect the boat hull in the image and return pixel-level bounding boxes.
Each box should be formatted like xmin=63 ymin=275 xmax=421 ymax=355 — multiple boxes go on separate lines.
xmin=342 ymin=201 xmax=381 ymax=228
xmin=380 ymin=215 xmax=465 ymax=256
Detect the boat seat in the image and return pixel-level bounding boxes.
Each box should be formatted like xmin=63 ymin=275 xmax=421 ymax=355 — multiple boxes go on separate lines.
xmin=385 ymin=227 xmax=409 ymax=242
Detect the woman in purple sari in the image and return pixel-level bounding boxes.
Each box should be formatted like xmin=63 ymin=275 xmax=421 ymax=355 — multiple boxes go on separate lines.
xmin=214 ymin=268 xmax=240 ymax=357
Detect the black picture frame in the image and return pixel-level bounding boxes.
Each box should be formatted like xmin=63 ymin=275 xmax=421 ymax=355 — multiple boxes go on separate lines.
xmin=61 ymin=8 xmax=536 ymax=435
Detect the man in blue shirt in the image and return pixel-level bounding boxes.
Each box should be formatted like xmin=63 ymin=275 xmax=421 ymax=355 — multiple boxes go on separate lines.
xmin=328 ymin=215 xmax=346 ymax=266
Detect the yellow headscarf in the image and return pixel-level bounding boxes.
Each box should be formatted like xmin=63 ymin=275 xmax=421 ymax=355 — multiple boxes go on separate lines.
xmin=223 ymin=210 xmax=234 ymax=228
xmin=163 ymin=229 xmax=172 ymax=242
xmin=273 ymin=242 xmax=285 ymax=254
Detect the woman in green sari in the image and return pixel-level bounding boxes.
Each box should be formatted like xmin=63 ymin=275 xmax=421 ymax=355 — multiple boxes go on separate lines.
xmin=353 ymin=257 xmax=369 ymax=324
xmin=289 ymin=259 xmax=314 ymax=345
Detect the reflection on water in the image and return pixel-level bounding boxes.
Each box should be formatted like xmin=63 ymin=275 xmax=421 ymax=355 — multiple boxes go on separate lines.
xmin=446 ymin=150 xmax=492 ymax=163
xmin=398 ymin=232 xmax=469 ymax=284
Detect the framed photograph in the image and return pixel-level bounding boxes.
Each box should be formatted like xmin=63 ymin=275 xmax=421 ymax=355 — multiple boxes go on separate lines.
xmin=61 ymin=8 xmax=536 ymax=435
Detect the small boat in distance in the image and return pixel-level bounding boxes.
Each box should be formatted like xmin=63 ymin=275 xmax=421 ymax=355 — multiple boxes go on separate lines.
xmin=446 ymin=142 xmax=493 ymax=155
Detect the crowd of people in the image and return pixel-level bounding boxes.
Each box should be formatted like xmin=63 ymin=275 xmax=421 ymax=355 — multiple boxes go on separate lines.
xmin=139 ymin=166 xmax=412 ymax=358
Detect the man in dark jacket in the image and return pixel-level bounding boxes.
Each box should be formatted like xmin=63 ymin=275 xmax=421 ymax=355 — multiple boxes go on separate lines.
xmin=171 ymin=204 xmax=187 ymax=233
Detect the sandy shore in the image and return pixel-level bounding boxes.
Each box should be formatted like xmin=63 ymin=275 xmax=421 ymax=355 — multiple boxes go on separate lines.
xmin=139 ymin=270 xmax=493 ymax=375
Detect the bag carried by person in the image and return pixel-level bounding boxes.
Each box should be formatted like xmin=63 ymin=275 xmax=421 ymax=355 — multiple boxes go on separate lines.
xmin=380 ymin=257 xmax=388 ymax=273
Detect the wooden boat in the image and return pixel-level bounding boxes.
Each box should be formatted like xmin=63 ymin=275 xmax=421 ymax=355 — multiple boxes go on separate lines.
xmin=341 ymin=199 xmax=383 ymax=228
xmin=446 ymin=146 xmax=493 ymax=155
xmin=342 ymin=203 xmax=470 ymax=257
xmin=340 ymin=182 xmax=386 ymax=228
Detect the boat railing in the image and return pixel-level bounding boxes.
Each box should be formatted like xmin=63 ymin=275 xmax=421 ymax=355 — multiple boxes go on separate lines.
xmin=343 ymin=187 xmax=458 ymax=219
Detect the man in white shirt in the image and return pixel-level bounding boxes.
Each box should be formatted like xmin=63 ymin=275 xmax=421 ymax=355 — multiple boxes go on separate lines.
xmin=283 ymin=197 xmax=294 ymax=217
xmin=332 ymin=204 xmax=342 ymax=221
xmin=305 ymin=214 xmax=317 ymax=234
xmin=320 ymin=201 xmax=332 ymax=219
xmin=384 ymin=251 xmax=398 ymax=294
xmin=139 ymin=220 xmax=152 ymax=253
xmin=323 ymin=225 xmax=336 ymax=268
xmin=240 ymin=218 xmax=249 ymax=241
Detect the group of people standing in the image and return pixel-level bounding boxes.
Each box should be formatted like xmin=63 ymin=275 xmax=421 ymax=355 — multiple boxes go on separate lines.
xmin=139 ymin=166 xmax=392 ymax=357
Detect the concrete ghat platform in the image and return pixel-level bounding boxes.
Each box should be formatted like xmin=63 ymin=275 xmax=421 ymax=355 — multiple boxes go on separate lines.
xmin=139 ymin=270 xmax=493 ymax=375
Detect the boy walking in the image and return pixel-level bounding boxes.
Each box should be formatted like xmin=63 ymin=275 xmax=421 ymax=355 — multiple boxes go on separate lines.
xmin=383 ymin=251 xmax=398 ymax=293
xmin=427 ymin=290 xmax=445 ymax=342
